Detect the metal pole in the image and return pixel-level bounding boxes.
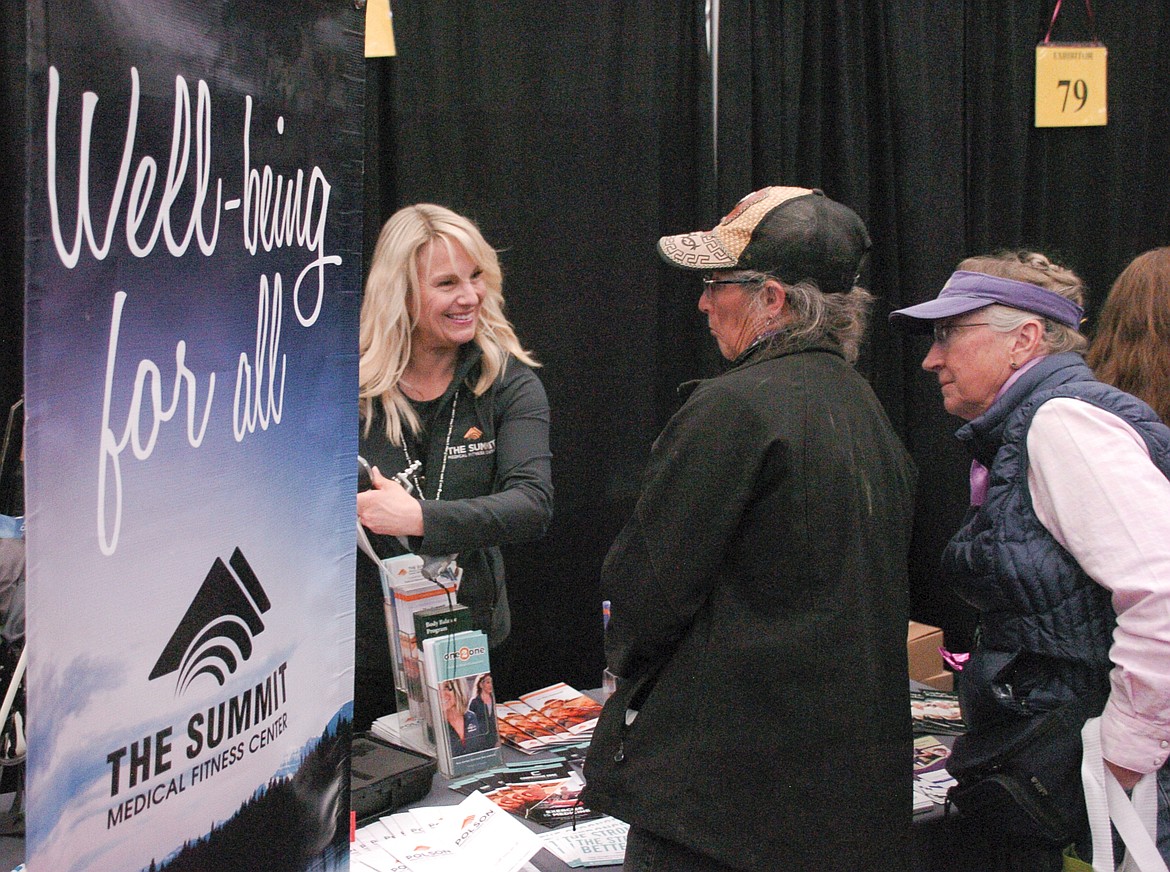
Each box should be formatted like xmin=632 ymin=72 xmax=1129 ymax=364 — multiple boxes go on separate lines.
xmin=708 ymin=0 xmax=719 ymax=180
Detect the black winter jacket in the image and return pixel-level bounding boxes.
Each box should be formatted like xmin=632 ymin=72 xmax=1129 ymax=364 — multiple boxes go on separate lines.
xmin=582 ymin=338 xmax=917 ymax=871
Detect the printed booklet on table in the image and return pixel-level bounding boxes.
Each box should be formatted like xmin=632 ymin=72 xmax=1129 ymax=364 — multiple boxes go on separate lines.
xmin=519 ymin=682 xmax=603 ymax=734
xmin=421 ymin=630 xmax=503 ymax=778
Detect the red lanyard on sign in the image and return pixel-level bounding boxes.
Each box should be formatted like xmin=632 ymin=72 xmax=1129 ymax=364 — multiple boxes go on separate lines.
xmin=1044 ymin=0 xmax=1100 ymax=44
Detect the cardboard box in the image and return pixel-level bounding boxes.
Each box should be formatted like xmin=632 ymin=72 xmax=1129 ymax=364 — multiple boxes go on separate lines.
xmin=918 ymin=670 xmax=954 ymax=692
xmin=907 ymin=621 xmax=945 ymax=683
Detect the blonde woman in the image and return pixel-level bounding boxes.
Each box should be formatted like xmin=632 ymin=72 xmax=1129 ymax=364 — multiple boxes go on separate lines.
xmin=354 ymin=204 xmax=553 ymax=730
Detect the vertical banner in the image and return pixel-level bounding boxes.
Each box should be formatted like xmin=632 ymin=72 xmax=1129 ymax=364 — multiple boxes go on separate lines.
xmin=23 ymin=2 xmax=363 ymax=870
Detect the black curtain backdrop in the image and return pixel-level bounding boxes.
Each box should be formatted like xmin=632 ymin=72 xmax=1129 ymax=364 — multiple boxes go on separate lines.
xmin=366 ymin=1 xmax=1170 ymax=689
xmin=0 ymin=0 xmax=26 ymax=422
xmin=5 ymin=2 xmax=1170 ymax=693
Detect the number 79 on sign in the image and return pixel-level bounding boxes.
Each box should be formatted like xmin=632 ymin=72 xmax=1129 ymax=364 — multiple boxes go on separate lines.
xmin=1035 ymin=43 xmax=1107 ymax=128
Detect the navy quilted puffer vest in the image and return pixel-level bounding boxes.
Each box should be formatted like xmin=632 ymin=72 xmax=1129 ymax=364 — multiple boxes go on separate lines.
xmin=943 ymin=353 xmax=1170 ymax=727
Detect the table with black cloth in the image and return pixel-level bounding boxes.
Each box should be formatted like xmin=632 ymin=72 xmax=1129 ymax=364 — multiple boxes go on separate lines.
xmin=0 ymin=697 xmax=988 ymax=871
xmin=397 ymin=685 xmax=986 ymax=872
xmin=0 ymin=762 xmax=984 ymax=872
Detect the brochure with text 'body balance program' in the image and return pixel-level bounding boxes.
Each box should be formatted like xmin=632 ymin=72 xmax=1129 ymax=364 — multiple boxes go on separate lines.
xmin=422 ymin=630 xmax=503 ymax=777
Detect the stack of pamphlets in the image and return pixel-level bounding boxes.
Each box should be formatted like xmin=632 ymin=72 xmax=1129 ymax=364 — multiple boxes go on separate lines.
xmin=539 ymin=816 xmax=629 ymax=868
xmin=520 ymin=682 xmax=602 ymax=734
xmin=912 ymin=735 xmax=957 ymax=812
xmin=383 ymin=554 xmax=460 ymax=734
xmin=412 ymin=603 xmax=472 ymax=746
xmin=447 ymin=754 xmax=603 ymax=828
xmin=496 ymin=683 xmax=603 ymax=754
xmin=422 ymin=630 xmax=504 ymax=777
xmin=911 ymin=687 xmax=966 ymax=736
xmin=351 ymin=790 xmax=544 ymax=872
xmin=369 ymin=602 xmax=474 ymax=756
xmin=368 ymin=709 xmax=432 ymax=757
xmin=496 ymin=700 xmax=578 ymax=751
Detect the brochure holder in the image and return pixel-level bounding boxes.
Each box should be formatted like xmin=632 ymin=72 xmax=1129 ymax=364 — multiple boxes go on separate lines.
xmin=357 ymin=520 xmax=460 ymax=756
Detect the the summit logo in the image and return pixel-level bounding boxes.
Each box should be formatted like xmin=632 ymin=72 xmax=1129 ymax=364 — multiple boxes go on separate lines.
xmin=149 ymin=547 xmax=271 ymax=695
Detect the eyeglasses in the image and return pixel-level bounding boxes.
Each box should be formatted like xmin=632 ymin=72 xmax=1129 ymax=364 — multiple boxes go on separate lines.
xmin=932 ymin=322 xmax=992 ymax=345
xmin=701 ymin=275 xmax=766 ymax=292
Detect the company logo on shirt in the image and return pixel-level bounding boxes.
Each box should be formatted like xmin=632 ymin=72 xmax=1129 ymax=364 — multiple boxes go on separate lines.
xmin=446 ymin=437 xmax=495 ymax=458
xmin=463 ymin=426 xmax=483 ymax=440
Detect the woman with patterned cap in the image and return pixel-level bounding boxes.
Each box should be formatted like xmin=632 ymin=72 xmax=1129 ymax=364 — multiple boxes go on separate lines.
xmin=584 ymin=187 xmax=916 ymax=871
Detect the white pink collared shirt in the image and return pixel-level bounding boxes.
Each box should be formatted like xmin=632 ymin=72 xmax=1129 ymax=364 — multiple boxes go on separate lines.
xmin=1027 ymin=397 xmax=1170 ymax=775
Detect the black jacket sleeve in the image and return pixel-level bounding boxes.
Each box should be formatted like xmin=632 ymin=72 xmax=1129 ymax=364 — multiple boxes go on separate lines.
xmin=417 ymin=363 xmax=553 ymax=554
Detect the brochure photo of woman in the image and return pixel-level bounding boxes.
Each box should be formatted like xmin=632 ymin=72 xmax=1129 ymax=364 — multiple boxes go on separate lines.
xmin=468 ymin=673 xmax=498 ymax=743
xmin=440 ymin=677 xmax=493 ymax=756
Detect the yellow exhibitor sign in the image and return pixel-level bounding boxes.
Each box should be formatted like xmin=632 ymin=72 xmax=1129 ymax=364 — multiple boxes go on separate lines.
xmin=365 ymin=0 xmax=397 ymax=58
xmin=1035 ymin=42 xmax=1107 ymax=128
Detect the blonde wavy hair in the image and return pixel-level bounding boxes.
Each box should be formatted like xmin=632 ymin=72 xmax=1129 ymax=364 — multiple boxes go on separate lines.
xmin=359 ymin=204 xmax=538 ymax=444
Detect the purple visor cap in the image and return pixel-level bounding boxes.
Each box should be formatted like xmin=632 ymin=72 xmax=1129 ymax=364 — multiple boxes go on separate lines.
xmin=889 ymin=271 xmax=1083 ymax=332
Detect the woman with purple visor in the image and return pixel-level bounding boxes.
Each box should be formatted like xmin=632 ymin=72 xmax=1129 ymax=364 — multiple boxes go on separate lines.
xmin=890 ymin=251 xmax=1170 ymax=871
